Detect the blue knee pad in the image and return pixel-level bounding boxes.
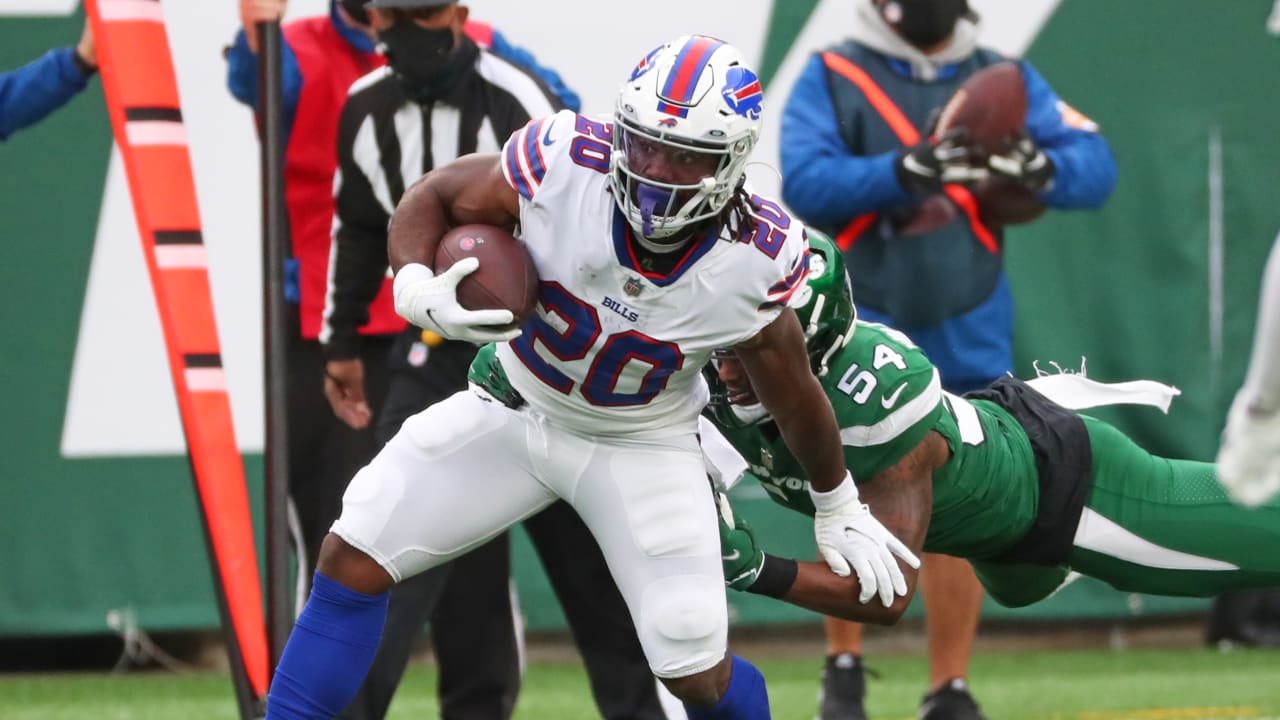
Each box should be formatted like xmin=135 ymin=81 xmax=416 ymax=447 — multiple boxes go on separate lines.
xmin=684 ymin=655 xmax=770 ymax=720
xmin=265 ymin=572 xmax=389 ymax=719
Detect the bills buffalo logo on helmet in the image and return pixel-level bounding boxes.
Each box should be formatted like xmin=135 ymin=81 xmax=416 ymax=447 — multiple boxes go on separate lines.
xmin=721 ymin=66 xmax=763 ymax=120
xmin=657 ymin=117 xmax=679 ymax=128
xmin=629 ymin=45 xmax=664 ymax=82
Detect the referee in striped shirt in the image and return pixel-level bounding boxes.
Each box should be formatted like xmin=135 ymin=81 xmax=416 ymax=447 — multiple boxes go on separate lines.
xmin=319 ymin=2 xmax=671 ymax=720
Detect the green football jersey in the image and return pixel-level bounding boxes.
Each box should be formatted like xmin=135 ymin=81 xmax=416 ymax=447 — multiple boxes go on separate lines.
xmin=712 ymin=321 xmax=1040 ymax=560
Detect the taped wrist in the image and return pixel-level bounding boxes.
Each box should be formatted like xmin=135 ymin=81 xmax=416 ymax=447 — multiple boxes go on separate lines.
xmin=809 ymin=471 xmax=858 ymax=512
xmin=746 ymin=553 xmax=798 ymax=599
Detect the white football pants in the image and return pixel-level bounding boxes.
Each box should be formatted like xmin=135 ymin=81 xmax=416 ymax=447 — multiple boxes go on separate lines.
xmin=332 ymin=388 xmax=727 ymax=679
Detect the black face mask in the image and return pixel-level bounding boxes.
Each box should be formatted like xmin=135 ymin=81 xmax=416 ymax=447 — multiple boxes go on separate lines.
xmin=337 ymin=0 xmax=369 ymax=25
xmin=378 ymin=21 xmax=472 ymax=103
xmin=882 ymin=0 xmax=970 ymax=49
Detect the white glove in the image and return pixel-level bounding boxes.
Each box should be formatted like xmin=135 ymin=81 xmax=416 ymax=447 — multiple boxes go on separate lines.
xmin=393 ymin=261 xmax=521 ymax=344
xmin=810 ymin=472 xmax=921 ymax=607
xmin=1216 ymin=393 xmax=1280 ymax=508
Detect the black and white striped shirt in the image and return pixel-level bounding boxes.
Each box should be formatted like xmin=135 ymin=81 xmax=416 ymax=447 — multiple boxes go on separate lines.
xmin=321 ymin=42 xmax=561 ymax=358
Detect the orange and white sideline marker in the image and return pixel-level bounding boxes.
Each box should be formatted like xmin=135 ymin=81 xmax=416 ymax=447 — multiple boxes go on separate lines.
xmin=86 ymin=0 xmax=269 ymax=707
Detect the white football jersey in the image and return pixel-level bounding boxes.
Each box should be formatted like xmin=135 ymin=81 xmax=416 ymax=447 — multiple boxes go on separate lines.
xmin=497 ymin=110 xmax=810 ymax=437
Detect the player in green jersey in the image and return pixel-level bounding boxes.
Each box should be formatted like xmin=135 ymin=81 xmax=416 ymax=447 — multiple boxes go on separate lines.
xmin=703 ymin=232 xmax=1280 ymax=624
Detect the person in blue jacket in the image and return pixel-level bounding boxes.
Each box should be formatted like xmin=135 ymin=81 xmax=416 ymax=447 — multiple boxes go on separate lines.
xmin=0 ymin=20 xmax=97 ymax=141
xmin=779 ymin=2 xmax=1117 ymax=720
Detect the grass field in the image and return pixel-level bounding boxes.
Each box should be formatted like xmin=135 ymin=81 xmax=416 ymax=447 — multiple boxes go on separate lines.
xmin=2 ymin=647 xmax=1278 ymax=719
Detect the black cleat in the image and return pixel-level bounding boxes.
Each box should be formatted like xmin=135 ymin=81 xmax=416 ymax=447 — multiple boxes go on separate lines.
xmin=919 ymin=678 xmax=987 ymax=720
xmin=817 ymin=653 xmax=868 ymax=720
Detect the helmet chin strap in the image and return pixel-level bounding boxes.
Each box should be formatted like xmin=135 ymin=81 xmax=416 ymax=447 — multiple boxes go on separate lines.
xmin=817 ymin=315 xmax=859 ymax=377
xmin=730 ymin=402 xmax=772 ymax=426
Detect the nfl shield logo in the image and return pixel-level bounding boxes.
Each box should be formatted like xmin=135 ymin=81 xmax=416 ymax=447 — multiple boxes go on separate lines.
xmin=760 ymin=448 xmax=773 ymax=470
xmin=407 ymin=341 xmax=429 ymax=367
xmin=624 ymin=277 xmax=643 ymax=297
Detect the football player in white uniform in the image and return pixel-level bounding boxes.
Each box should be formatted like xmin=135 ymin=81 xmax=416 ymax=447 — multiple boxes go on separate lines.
xmin=264 ymin=36 xmax=918 ymax=720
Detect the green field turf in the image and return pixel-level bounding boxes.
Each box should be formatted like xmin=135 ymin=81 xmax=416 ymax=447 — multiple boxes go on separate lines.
xmin=1 ymin=647 xmax=1277 ymax=719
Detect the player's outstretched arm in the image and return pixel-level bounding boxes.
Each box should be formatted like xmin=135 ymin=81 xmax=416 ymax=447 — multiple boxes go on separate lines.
xmin=787 ymin=433 xmax=939 ymax=622
xmin=735 ymin=310 xmax=920 ymax=605
xmin=727 ymin=433 xmax=942 ymax=624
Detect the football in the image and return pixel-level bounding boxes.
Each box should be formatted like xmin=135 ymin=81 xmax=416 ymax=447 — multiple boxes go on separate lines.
xmin=935 ymin=62 xmax=1046 ymax=226
xmin=971 ymin=178 xmax=1047 ymax=226
xmin=934 ymin=61 xmax=1027 ymax=160
xmin=434 ymin=224 xmax=540 ymax=329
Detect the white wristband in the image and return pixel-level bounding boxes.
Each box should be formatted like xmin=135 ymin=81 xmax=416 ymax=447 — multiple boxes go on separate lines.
xmin=808 ymin=470 xmax=859 ymax=512
xmin=393 ymin=262 xmax=434 ymax=299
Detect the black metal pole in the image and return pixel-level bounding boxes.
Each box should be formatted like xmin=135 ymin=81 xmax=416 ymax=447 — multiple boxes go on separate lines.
xmin=257 ymin=17 xmax=294 ymax=685
xmin=186 ymin=450 xmax=262 ymax=720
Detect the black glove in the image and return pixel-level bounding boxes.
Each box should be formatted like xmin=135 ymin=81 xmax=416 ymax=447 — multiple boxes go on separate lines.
xmin=894 ymin=127 xmax=986 ymax=196
xmin=986 ymin=131 xmax=1055 ymax=193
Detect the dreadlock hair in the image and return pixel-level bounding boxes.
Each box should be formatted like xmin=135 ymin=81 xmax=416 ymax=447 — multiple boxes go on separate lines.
xmin=718 ymin=178 xmax=759 ymax=244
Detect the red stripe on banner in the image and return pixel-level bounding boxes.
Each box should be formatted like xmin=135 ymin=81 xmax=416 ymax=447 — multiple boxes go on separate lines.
xmin=86 ymin=0 xmax=269 ymax=703
xmin=105 ymin=25 xmax=180 ymax=109
xmin=161 ymin=269 xmax=221 ymax=353
xmin=132 ymin=146 xmax=200 ymax=228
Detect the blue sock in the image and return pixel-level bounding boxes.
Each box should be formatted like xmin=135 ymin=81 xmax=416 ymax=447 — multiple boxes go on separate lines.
xmin=265 ymin=572 xmax=389 ymax=719
xmin=684 ymin=655 xmax=771 ymax=720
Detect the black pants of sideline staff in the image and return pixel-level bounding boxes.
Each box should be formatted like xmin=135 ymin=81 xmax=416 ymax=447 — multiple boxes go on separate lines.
xmin=339 ymin=330 xmax=667 ymax=720
xmin=284 ymin=309 xmax=393 ymax=585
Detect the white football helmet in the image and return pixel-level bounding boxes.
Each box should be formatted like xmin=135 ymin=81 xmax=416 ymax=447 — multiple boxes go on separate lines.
xmin=610 ymin=35 xmax=764 ymax=241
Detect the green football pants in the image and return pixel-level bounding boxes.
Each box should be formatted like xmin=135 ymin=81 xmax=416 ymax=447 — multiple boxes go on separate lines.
xmin=974 ymin=416 xmax=1280 ymax=607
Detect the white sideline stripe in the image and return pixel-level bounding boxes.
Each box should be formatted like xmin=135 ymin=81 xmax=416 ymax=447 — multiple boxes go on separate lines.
xmin=1207 ymin=125 xmax=1225 ymax=392
xmin=185 ymin=368 xmax=227 ymax=393
xmin=99 ymin=0 xmax=165 ymax=22
xmin=154 ymin=244 xmax=207 ymax=269
xmin=1074 ymin=507 xmax=1238 ymax=571
xmin=126 ymin=120 xmax=187 ymax=147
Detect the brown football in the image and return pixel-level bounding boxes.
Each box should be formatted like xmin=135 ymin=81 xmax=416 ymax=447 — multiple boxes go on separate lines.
xmin=971 ymin=178 xmax=1047 ymax=226
xmin=433 ymin=224 xmax=540 ymax=329
xmin=935 ymin=61 xmax=1027 ymax=160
